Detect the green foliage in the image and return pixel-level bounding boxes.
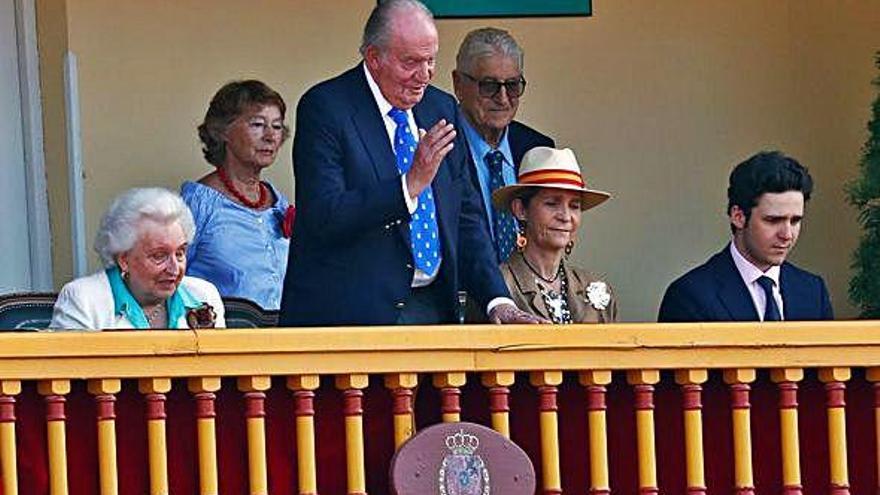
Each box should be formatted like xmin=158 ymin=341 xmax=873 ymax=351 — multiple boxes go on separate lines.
xmin=847 ymin=52 xmax=880 ymax=318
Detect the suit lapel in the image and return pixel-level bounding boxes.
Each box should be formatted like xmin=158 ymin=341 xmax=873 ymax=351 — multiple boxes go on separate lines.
xmin=507 ymin=122 xmax=525 ymax=172
xmin=460 ymin=131 xmax=483 ymax=199
xmin=566 ymin=266 xmax=606 ymax=323
xmin=413 ymin=101 xmax=454 ymax=258
xmin=348 ymin=66 xmax=400 ymax=184
xmin=712 ymin=248 xmax=760 ymax=321
xmin=508 ymin=253 xmax=551 ymax=319
xmin=779 ymin=263 xmax=803 ymax=320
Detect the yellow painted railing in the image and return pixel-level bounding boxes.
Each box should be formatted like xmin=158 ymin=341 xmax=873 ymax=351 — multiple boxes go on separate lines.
xmin=0 ymin=321 xmax=878 ymax=494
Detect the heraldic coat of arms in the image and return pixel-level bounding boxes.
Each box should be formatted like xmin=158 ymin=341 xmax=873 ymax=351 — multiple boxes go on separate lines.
xmin=438 ymin=429 xmax=490 ymax=495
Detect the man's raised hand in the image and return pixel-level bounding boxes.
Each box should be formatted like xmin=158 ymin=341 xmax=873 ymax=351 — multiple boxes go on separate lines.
xmin=405 ymin=119 xmax=456 ymax=198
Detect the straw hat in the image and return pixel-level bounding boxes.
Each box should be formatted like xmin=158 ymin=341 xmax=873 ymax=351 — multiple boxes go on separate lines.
xmin=492 ymin=147 xmax=611 ymax=211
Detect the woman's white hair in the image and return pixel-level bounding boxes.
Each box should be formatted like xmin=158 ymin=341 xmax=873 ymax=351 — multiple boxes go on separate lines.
xmin=94 ymin=187 xmax=195 ymax=267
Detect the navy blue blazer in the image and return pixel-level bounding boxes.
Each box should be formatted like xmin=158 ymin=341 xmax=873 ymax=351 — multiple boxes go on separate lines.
xmin=279 ymin=65 xmax=509 ymax=326
xmin=658 ymin=245 xmax=833 ymax=322
xmin=508 ymin=120 xmax=555 ymax=171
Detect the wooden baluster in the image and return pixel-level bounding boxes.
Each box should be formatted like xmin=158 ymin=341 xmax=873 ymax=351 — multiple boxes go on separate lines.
xmin=139 ymin=378 xmax=172 ymax=495
xmin=188 ymin=377 xmax=221 ymax=495
xmin=818 ymin=367 xmax=851 ymax=495
xmin=384 ymin=373 xmax=418 ymax=449
xmin=771 ymin=368 xmax=804 ymax=495
xmin=434 ymin=372 xmax=466 ymax=423
xmin=723 ymin=369 xmax=756 ymax=495
xmin=676 ymin=369 xmax=707 ymax=495
xmin=482 ymin=372 xmax=515 ymax=439
xmin=867 ymin=368 xmax=880 ymax=495
xmin=579 ymin=370 xmax=612 ymax=495
xmin=288 ymin=375 xmax=320 ymax=495
xmin=0 ymin=380 xmax=21 ymax=495
xmin=336 ymin=374 xmax=369 ymax=495
xmin=627 ymin=369 xmax=660 ymax=495
xmin=238 ymin=376 xmax=271 ymax=495
xmin=88 ymin=379 xmax=121 ymax=495
xmin=38 ymin=379 xmax=71 ymax=495
xmin=531 ymin=371 xmax=563 ymax=495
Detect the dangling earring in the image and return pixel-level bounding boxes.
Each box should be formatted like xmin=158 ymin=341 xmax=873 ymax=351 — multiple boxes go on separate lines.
xmin=564 ymin=240 xmax=574 ymax=258
xmin=515 ymin=220 xmax=527 ymax=251
xmin=118 ymin=260 xmax=130 ymax=282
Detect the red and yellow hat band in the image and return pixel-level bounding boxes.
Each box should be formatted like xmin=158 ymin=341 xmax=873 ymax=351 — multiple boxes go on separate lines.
xmin=517 ymin=169 xmax=585 ymax=188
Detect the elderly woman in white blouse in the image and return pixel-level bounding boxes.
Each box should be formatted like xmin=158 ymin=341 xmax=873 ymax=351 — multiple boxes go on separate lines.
xmin=51 ymin=188 xmax=225 ymax=330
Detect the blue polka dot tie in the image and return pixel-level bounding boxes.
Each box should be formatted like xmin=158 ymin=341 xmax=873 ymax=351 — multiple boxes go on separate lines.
xmin=757 ymin=276 xmax=781 ymax=321
xmin=388 ymin=107 xmax=441 ymax=276
xmin=485 ymin=150 xmax=517 ymax=262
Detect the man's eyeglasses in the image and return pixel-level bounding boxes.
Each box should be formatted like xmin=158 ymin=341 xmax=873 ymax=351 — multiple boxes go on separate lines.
xmin=460 ymin=72 xmax=527 ymax=99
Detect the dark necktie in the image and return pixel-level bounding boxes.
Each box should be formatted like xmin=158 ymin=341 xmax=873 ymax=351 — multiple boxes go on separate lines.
xmin=757 ymin=276 xmax=781 ymax=321
xmin=485 ymin=150 xmax=517 ymax=262
xmin=388 ymin=107 xmax=440 ymax=276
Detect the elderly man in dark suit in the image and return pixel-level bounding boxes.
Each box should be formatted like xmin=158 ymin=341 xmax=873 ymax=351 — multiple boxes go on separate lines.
xmin=452 ymin=27 xmax=554 ymax=262
xmin=659 ymin=151 xmax=833 ymax=322
xmin=279 ymin=0 xmax=542 ymax=326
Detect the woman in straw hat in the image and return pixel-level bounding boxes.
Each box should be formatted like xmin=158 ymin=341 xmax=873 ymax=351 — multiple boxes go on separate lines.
xmin=492 ymin=147 xmax=617 ymax=323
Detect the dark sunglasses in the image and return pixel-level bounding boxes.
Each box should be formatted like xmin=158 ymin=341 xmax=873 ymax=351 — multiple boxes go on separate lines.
xmin=460 ymin=72 xmax=527 ymax=99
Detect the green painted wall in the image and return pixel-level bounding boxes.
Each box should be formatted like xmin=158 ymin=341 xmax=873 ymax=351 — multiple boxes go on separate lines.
xmin=423 ymin=0 xmax=590 ymax=18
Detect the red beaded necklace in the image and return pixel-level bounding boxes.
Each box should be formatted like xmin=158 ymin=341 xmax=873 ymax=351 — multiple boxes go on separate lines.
xmin=217 ymin=167 xmax=267 ymax=209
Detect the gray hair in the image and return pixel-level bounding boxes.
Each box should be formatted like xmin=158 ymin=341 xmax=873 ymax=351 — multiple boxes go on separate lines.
xmin=360 ymin=0 xmax=434 ymax=56
xmin=455 ymin=27 xmax=524 ymax=74
xmin=94 ymin=187 xmax=195 ymax=267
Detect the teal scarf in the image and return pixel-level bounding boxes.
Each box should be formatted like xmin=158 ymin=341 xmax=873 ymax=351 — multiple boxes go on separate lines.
xmin=106 ymin=267 xmax=201 ymax=329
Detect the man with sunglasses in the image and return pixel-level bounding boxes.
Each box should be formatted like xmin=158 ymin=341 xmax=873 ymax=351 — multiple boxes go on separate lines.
xmin=453 ymin=28 xmax=555 ymax=263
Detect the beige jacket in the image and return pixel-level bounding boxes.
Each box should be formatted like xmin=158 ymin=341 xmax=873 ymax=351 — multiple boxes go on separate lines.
xmin=500 ymin=251 xmax=618 ymax=323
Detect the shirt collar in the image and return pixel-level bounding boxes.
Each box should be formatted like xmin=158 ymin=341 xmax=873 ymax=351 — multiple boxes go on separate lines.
xmin=460 ymin=115 xmax=513 ymax=168
xmin=106 ymin=266 xmax=201 ymax=329
xmin=364 ymin=62 xmax=402 ymax=120
xmin=729 ymin=241 xmax=780 ymax=286
xmin=169 ymin=284 xmax=203 ymax=327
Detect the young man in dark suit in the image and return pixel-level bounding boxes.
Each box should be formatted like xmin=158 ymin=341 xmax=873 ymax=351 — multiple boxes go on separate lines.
xmin=452 ymin=28 xmax=554 ymax=262
xmin=658 ymin=151 xmax=833 ymax=322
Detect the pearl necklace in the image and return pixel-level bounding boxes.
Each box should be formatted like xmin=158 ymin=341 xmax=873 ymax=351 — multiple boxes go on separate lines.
xmin=536 ymin=268 xmax=572 ymax=324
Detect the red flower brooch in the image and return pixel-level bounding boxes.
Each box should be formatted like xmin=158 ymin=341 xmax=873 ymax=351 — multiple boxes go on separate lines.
xmin=281 ymin=205 xmax=296 ymax=239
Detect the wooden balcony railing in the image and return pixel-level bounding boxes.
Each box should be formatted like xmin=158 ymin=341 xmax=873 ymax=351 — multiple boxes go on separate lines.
xmin=0 ymin=322 xmax=879 ymax=494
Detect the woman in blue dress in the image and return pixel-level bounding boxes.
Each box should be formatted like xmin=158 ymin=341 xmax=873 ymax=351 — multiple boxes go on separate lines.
xmin=182 ymin=80 xmax=293 ymax=310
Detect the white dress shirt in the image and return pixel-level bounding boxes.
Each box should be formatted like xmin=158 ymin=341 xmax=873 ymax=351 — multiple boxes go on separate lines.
xmin=363 ymin=63 xmax=440 ymax=288
xmin=729 ymin=242 xmax=785 ymax=321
